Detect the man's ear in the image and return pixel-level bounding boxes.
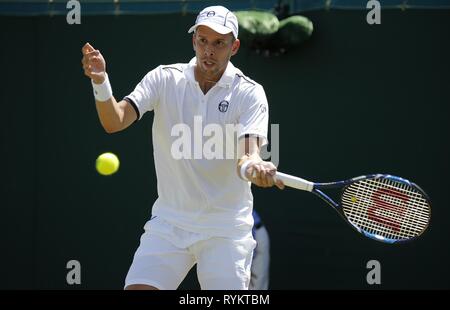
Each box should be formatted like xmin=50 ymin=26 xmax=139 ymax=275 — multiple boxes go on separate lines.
xmin=192 ymin=35 xmax=196 ymax=52
xmin=231 ymin=39 xmax=240 ymax=56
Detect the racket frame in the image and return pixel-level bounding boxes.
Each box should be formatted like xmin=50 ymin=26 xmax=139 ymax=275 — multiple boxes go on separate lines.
xmin=275 ymin=173 xmax=431 ymax=244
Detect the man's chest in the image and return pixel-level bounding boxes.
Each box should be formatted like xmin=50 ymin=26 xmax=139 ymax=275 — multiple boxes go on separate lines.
xmin=161 ymin=82 xmax=240 ymax=127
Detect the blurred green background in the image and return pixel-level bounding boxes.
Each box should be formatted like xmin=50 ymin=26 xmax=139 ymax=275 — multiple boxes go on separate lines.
xmin=1 ymin=2 xmax=449 ymax=289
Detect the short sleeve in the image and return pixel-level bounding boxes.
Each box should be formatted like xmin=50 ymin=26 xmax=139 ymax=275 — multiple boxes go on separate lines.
xmin=237 ymin=85 xmax=269 ymax=146
xmin=123 ymin=66 xmax=164 ymax=121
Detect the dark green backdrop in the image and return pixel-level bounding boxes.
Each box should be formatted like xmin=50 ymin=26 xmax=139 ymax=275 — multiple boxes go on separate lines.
xmin=1 ymin=9 xmax=449 ymax=289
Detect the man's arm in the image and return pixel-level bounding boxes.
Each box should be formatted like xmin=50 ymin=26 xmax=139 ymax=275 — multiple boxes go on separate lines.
xmin=237 ymin=136 xmax=284 ymax=189
xmin=81 ymin=42 xmax=137 ymax=133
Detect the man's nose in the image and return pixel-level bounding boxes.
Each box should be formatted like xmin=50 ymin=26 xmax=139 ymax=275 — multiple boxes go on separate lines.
xmin=204 ymin=45 xmax=215 ymax=55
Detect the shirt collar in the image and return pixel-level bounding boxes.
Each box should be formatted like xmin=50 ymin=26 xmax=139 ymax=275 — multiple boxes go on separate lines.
xmin=186 ymin=57 xmax=236 ymax=88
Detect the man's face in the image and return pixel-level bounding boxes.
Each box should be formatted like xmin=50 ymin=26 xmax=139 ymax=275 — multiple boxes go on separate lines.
xmin=192 ymin=25 xmax=240 ymax=80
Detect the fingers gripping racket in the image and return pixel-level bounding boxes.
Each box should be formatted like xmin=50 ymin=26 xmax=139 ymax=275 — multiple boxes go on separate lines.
xmin=275 ymin=173 xmax=431 ymax=244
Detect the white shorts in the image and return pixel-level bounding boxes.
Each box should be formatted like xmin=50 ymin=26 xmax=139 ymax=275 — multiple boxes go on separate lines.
xmin=124 ymin=216 xmax=256 ymax=290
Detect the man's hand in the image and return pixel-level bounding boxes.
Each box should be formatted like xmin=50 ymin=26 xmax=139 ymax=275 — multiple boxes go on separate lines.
xmin=237 ymin=136 xmax=284 ymax=190
xmin=81 ymin=42 xmax=106 ymax=84
xmin=245 ymin=160 xmax=285 ymax=190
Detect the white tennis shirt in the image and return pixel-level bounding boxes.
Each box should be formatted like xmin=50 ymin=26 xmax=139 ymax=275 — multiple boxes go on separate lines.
xmin=124 ymin=57 xmax=269 ymax=237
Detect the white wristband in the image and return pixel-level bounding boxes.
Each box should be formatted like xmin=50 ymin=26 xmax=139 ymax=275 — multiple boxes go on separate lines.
xmin=240 ymin=159 xmax=257 ymax=182
xmin=91 ymin=74 xmax=112 ymax=102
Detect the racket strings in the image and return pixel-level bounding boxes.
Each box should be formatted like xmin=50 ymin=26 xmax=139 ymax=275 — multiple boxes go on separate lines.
xmin=344 ymin=181 xmax=429 ymax=239
xmin=343 ymin=196 xmax=429 ymax=232
xmin=343 ymin=200 xmax=418 ymax=240
xmin=341 ymin=178 xmax=430 ymax=240
xmin=343 ymin=182 xmax=428 ymax=239
xmin=343 ymin=189 xmax=429 ymax=227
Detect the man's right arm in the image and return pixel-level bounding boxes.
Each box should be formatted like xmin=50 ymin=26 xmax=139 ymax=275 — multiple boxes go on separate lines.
xmin=81 ymin=42 xmax=137 ymax=133
xmin=94 ymin=96 xmax=137 ymax=134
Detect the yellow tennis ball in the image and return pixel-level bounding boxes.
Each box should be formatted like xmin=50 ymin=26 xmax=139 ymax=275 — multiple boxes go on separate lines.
xmin=96 ymin=152 xmax=120 ymax=176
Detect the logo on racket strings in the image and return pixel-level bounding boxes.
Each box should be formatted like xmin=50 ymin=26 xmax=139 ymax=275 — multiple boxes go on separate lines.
xmin=368 ymin=188 xmax=408 ymax=232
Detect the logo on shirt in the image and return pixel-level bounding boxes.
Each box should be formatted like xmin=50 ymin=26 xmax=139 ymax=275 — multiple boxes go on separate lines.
xmin=218 ymin=100 xmax=229 ymax=113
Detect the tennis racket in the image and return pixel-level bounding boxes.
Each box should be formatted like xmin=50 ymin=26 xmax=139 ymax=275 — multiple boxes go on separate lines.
xmin=275 ymin=173 xmax=431 ymax=244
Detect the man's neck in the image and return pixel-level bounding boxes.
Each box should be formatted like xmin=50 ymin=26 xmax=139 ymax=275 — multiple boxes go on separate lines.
xmin=195 ymin=70 xmax=222 ymax=94
xmin=198 ymin=80 xmax=216 ymax=94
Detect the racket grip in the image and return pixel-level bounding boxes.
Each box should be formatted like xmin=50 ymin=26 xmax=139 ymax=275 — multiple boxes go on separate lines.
xmin=275 ymin=172 xmax=314 ymax=192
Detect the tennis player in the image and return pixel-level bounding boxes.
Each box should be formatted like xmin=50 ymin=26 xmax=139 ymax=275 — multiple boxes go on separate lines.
xmin=81 ymin=5 xmax=284 ymax=290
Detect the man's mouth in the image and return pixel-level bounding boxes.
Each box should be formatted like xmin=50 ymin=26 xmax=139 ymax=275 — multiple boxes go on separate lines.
xmin=203 ymin=60 xmax=215 ymax=66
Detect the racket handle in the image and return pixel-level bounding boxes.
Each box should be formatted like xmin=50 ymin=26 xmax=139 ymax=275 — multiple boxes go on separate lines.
xmin=275 ymin=172 xmax=314 ymax=192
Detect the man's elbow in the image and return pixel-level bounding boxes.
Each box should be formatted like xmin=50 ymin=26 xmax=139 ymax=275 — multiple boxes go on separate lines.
xmin=104 ymin=127 xmax=118 ymax=134
xmin=101 ymin=122 xmax=122 ymax=134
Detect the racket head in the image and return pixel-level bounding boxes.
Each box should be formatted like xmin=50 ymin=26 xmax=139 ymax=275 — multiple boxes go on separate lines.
xmin=340 ymin=175 xmax=431 ymax=244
